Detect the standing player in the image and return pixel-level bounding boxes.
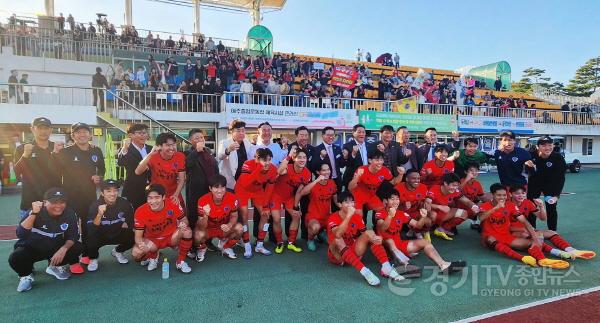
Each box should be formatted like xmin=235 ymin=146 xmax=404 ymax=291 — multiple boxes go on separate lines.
xmin=327 ymin=192 xmax=404 ymax=286
xmin=458 ymin=163 xmax=488 ymax=230
xmin=509 ymin=185 xmax=595 ymax=260
xmin=270 ymin=148 xmax=311 ymax=253
xmin=298 ymin=163 xmax=338 ymax=251
xmin=195 ymin=174 xmax=243 ymax=261
xmin=426 ymin=173 xmax=480 ymax=240
xmin=85 ymin=180 xmax=135 ymax=271
xmin=479 ymin=183 xmax=569 ymax=269
xmin=131 ymin=184 xmax=193 ymax=273
xmin=235 ymin=148 xmax=278 ymax=258
xmin=420 ymin=146 xmax=456 ymax=187
xmin=135 ymin=133 xmax=186 ymax=206
xmin=395 ymin=169 xmax=431 ymax=240
xmin=51 ymin=122 xmax=105 ymax=266
xmin=376 ymin=187 xmax=466 ymax=273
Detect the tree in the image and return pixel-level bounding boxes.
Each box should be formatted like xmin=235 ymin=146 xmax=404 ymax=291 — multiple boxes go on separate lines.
xmin=565 ymin=57 xmax=600 ymax=96
xmin=522 ymin=68 xmax=546 ymax=84
xmin=512 ymin=67 xmax=553 ymax=94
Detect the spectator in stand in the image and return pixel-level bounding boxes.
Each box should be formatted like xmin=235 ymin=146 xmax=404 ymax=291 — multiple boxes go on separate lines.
xmin=365 ymin=52 xmax=372 ymax=63
xmin=217 ymin=40 xmax=225 ymax=52
xmin=561 ymin=101 xmax=571 ymax=124
xmin=57 ymin=13 xmax=65 ymax=33
xmin=494 ymin=77 xmax=502 ymax=91
xmin=19 ymin=74 xmax=29 ymax=104
xmin=183 ymin=58 xmax=195 ymax=84
xmin=87 ymin=22 xmax=96 ymax=35
xmin=165 ymin=35 xmax=175 ymax=49
xmin=91 ymin=67 xmax=109 ymax=111
xmin=356 ymin=48 xmax=363 ymax=61
xmin=67 ymin=14 xmax=75 ymax=31
xmin=135 ymin=66 xmax=147 ymax=86
xmin=8 ymin=69 xmax=18 ymax=103
xmin=206 ymin=37 xmax=215 ymax=51
xmin=394 ymin=53 xmax=400 ymax=68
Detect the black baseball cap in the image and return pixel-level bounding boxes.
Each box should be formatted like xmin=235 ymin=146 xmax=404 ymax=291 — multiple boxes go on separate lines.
xmin=32 ymin=117 xmax=52 ymax=127
xmin=101 ymin=179 xmax=120 ymax=190
xmin=71 ymin=122 xmax=92 ymax=132
xmin=537 ymin=136 xmax=553 ymax=145
xmin=499 ymin=131 xmax=516 ymax=139
xmin=44 ymin=187 xmax=68 ymax=202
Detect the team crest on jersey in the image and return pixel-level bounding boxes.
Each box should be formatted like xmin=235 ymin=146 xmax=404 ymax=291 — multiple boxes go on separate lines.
xmin=444 ymin=169 xmax=450 ymax=173
xmin=91 ymin=155 xmax=98 ymax=163
xmin=167 ymin=210 xmax=174 ymax=216
xmin=42 ymin=224 xmax=47 ymax=229
xmin=224 ymin=206 xmax=231 ymax=212
xmin=60 ymin=223 xmax=69 ymax=231
xmin=173 ymin=162 xmax=179 ymax=169
xmin=378 ymin=176 xmax=385 ymax=181
xmin=74 ymin=156 xmax=79 ymax=161
xmin=117 ymin=212 xmax=124 ymax=219
xmin=416 ymin=194 xmax=422 ymax=198
xmin=351 ymin=223 xmax=356 ymax=228
xmin=31 ymin=153 xmax=36 ymax=158
xmin=512 ymin=157 xmax=519 ymax=162
xmin=502 ymin=210 xmax=509 ymax=216
xmin=396 ymin=219 xmax=401 ymax=225
xmin=546 ymin=162 xmax=553 ymax=167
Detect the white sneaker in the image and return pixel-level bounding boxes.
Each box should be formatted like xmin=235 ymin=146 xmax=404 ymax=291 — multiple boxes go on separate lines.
xmin=46 ymin=265 xmax=71 ymax=280
xmin=147 ymin=257 xmax=159 ymax=271
xmin=186 ymin=251 xmax=196 ymax=259
xmin=243 ymin=243 xmax=253 ymax=259
xmin=255 ymin=245 xmax=272 ymax=256
xmin=360 ymin=267 xmax=381 ymax=286
xmin=195 ymin=247 xmax=207 ymax=262
xmin=140 ymin=259 xmax=150 ymax=266
xmin=87 ymin=259 xmax=99 ymax=272
xmin=176 ymin=261 xmax=192 ymax=274
xmin=222 ymin=248 xmax=237 ymax=259
xmin=217 ymin=239 xmax=225 ymax=251
xmin=111 ymin=249 xmax=129 ymax=264
xmin=17 ymin=275 xmax=34 ymax=292
xmin=382 ymin=267 xmax=405 ymax=282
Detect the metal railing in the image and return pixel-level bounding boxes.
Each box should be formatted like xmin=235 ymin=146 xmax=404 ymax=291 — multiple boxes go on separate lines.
xmin=531 ymin=84 xmax=595 ymax=106
xmin=223 ymin=91 xmax=391 ymax=110
xmin=110 ymin=89 xmax=223 ymax=113
xmin=0 ymin=83 xmax=95 ymax=106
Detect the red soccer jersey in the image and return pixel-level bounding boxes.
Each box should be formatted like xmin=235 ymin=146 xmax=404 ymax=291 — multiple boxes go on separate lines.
xmin=273 ymin=164 xmax=312 ymax=200
xmin=234 ymin=159 xmax=278 ymax=195
xmin=375 ymin=209 xmax=412 ymax=236
xmin=460 ymin=179 xmax=484 ymax=202
xmin=396 ymin=182 xmax=428 ymax=217
xmin=327 ymin=211 xmax=366 ymax=246
xmin=351 ymin=165 xmax=393 ymax=198
xmin=511 ymin=199 xmax=538 ymax=229
xmin=147 ymin=152 xmax=186 ymax=197
xmin=307 ymin=180 xmax=338 ymax=219
xmin=134 ymin=199 xmax=184 ymax=239
xmin=480 ymin=201 xmax=521 ymax=237
xmin=427 ymin=185 xmax=463 ymax=207
xmin=197 ymin=192 xmax=239 ymax=230
xmin=420 ymin=160 xmax=455 ymax=187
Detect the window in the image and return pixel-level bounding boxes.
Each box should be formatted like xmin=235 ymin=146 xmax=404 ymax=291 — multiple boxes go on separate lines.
xmin=582 ymin=138 xmax=593 ymax=156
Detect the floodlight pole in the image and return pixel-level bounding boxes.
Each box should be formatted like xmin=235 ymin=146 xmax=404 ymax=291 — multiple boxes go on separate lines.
xmin=193 ymin=0 xmax=202 ymax=43
xmin=250 ymin=0 xmax=262 ymax=26
xmin=124 ymin=0 xmax=133 ymax=26
xmin=44 ymin=0 xmax=55 ymax=17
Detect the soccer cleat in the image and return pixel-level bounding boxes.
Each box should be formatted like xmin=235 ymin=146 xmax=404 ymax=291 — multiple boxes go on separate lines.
xmin=359 ymin=268 xmax=381 ymax=286
xmin=176 ymin=261 xmax=192 ymax=273
xmin=140 ymin=259 xmax=150 ymax=266
xmin=557 ymin=251 xmax=576 ymax=260
xmin=521 ymin=256 xmax=538 ymax=267
xmin=195 ymin=248 xmax=207 ymax=263
xmin=307 ymin=240 xmax=317 ymax=252
xmin=186 ymin=251 xmax=197 ymax=259
xmin=381 ymin=267 xmax=405 ymax=282
xmin=69 ymin=263 xmax=84 ymax=274
xmin=80 ymin=256 xmax=90 ymax=265
xmin=538 ymin=258 xmax=570 ymax=269
xmin=17 ymin=275 xmax=34 ymax=292
xmin=46 ymin=265 xmax=71 ymax=280
xmin=222 ymin=248 xmax=237 ymax=259
xmin=275 ymin=243 xmax=285 ymax=254
xmin=217 ymin=239 xmax=225 ymax=251
xmin=396 ymin=264 xmax=422 ymax=279
xmin=87 ymin=259 xmax=99 ymax=272
xmin=441 ymin=261 xmax=467 ymax=274
xmin=433 ymin=228 xmax=453 ymax=241
xmin=243 ymin=243 xmax=253 ymax=259
xmin=423 ymin=231 xmax=431 ymax=242
xmin=206 ymin=240 xmax=218 ymax=252
xmin=111 ymin=249 xmax=129 ymax=264
xmin=569 ymin=250 xmax=596 ymax=260
xmin=255 ymin=245 xmax=272 ymax=256
xmin=287 ymin=243 xmax=302 ymax=253
xmin=147 ymin=258 xmax=159 ymax=271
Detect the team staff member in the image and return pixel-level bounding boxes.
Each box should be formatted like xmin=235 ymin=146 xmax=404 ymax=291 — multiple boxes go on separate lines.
xmin=14 ymin=117 xmax=60 ymax=218
xmin=493 ymin=131 xmax=534 ymax=187
xmin=454 ymin=137 xmax=493 ymax=178
xmin=395 ymin=126 xmax=419 ymax=171
xmin=85 ymin=180 xmax=135 ymax=272
xmin=416 ymin=128 xmax=460 ymax=171
xmin=117 ymin=123 xmax=152 ymax=209
xmin=372 ymin=125 xmax=408 ymax=178
xmin=526 ymin=136 xmax=567 ymax=231
xmin=51 ymin=122 xmax=105 ymax=265
xmin=217 ymin=120 xmax=253 ymax=190
xmin=8 ymin=188 xmax=83 ymax=292
xmin=342 ymin=124 xmax=371 ymax=190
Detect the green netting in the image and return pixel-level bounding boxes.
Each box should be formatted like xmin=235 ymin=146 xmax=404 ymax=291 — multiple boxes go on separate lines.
xmin=468 ymin=61 xmax=512 ymax=91
xmin=247 ymin=25 xmax=273 ymax=58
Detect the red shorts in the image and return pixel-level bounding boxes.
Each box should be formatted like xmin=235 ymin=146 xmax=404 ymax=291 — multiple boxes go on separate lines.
xmin=207 ymin=227 xmax=225 ymax=239
xmin=305 ymin=213 xmax=328 ymax=229
xmin=237 ymin=190 xmax=267 ymax=208
xmin=270 ymin=194 xmax=295 ymax=211
xmin=327 ymin=248 xmax=346 ymax=266
xmin=482 ymin=234 xmax=516 ymax=246
xmin=384 ymin=234 xmax=410 ymax=255
xmin=148 ymin=236 xmax=174 ymax=250
xmin=354 ymin=194 xmax=384 ymax=211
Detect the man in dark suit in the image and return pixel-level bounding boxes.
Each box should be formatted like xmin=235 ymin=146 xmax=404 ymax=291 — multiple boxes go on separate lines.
xmin=342 ymin=124 xmax=371 ymax=190
xmin=395 ymin=126 xmax=419 ymax=171
xmin=310 ymin=126 xmax=346 ymax=190
xmin=371 ymin=125 xmax=408 ymax=177
xmin=289 ymin=126 xmax=313 ymax=165
xmin=117 ymin=123 xmax=152 ymax=210
xmin=416 ymin=127 xmax=461 ymax=171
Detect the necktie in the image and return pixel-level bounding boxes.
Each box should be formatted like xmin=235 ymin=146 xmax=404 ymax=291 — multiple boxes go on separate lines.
xmin=360 ymin=143 xmax=367 ymax=165
xmin=327 ymin=145 xmax=337 ymax=178
xmin=428 ymin=143 xmax=435 ymax=161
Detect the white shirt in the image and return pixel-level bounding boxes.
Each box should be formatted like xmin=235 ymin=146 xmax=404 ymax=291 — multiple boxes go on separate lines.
xmin=249 ymin=141 xmax=286 ymax=166
xmin=132 ymin=142 xmax=148 ymax=159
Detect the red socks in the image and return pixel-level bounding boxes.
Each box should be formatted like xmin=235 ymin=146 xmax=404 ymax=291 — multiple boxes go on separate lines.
xmin=442 ymin=216 xmax=465 ymax=231
xmin=341 ymin=247 xmax=365 ymax=271
xmin=274 ymin=230 xmax=283 ymax=244
xmin=370 ymin=243 xmax=390 ymax=264
xmin=549 ymin=234 xmax=571 ymax=250
xmin=528 ymin=245 xmax=545 ymax=260
xmin=542 ymin=243 xmax=554 ymax=253
xmin=242 ymin=231 xmax=250 ymax=243
xmin=288 ymin=229 xmax=298 ymax=244
xmin=177 ymin=238 xmax=193 ymax=263
xmin=146 ymin=251 xmax=158 ymax=260
xmin=494 ymin=242 xmax=524 ymax=261
xmin=223 ymin=239 xmax=238 ymax=249
xmin=257 ymin=228 xmax=267 ymax=242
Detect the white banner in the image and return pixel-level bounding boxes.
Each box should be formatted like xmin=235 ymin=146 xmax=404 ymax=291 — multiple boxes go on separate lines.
xmin=458 ymin=115 xmax=534 ymax=134
xmin=222 ymin=103 xmax=358 ymax=129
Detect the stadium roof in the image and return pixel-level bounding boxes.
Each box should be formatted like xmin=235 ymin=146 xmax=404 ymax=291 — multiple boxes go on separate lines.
xmin=201 ymin=0 xmax=287 ymax=10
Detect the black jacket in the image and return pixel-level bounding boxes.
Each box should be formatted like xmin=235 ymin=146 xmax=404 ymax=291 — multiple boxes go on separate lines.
xmin=342 ymin=139 xmax=372 ymax=189
xmin=310 ymin=143 xmax=347 ymax=183
xmin=416 ymin=140 xmax=460 ymax=171
xmin=87 ymin=196 xmax=134 ymax=239
xmin=117 ymin=144 xmax=152 ymax=209
xmin=369 ymin=140 xmax=409 ymax=177
xmin=92 ymin=73 xmax=109 ymax=89
xmin=527 ymin=152 xmax=567 ymax=197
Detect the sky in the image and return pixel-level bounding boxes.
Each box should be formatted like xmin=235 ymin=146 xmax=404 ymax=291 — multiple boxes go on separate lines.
xmin=2 ymin=0 xmax=599 ymax=84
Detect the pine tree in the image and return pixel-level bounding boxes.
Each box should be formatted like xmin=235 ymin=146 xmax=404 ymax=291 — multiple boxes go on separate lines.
xmin=565 ymin=57 xmax=600 ymax=96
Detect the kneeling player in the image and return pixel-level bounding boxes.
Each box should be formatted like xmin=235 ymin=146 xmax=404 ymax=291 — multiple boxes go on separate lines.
xmin=426 ymin=173 xmax=480 ymax=240
xmin=327 ymin=192 xmax=404 ymax=286
xmin=132 ymin=184 xmax=193 ymax=273
xmin=509 ymin=185 xmax=595 ymax=260
xmin=457 ymin=163 xmax=488 ymax=231
xmin=195 ymin=174 xmax=243 ymax=261
xmin=298 ymin=163 xmax=338 ymax=251
xmin=479 ymin=183 xmax=569 ymax=269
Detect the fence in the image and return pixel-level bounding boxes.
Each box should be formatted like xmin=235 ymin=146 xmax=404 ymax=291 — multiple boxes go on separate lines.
xmin=108 ymin=89 xmax=223 ymax=113
xmin=0 ymin=83 xmax=95 ymax=106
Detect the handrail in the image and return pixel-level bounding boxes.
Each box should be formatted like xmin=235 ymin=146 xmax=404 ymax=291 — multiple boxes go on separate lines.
xmin=111 ymin=88 xmax=223 ymax=113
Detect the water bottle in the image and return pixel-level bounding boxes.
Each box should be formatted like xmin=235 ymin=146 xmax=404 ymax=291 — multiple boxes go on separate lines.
xmin=544 ymin=196 xmax=557 ymax=205
xmin=162 ymin=258 xmax=169 ymax=279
